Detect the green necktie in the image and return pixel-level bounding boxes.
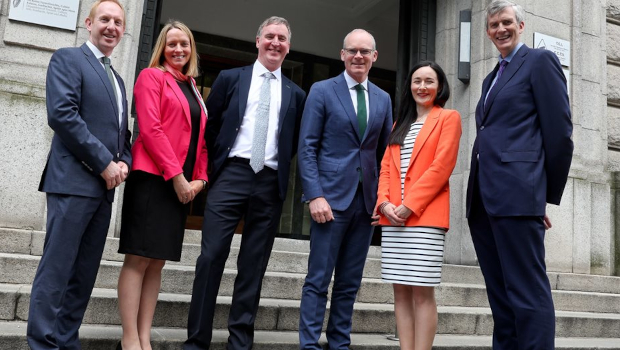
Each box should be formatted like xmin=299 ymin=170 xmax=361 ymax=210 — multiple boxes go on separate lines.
xmin=355 ymin=83 xmax=367 ymax=138
xmin=101 ymin=57 xmax=119 ymax=100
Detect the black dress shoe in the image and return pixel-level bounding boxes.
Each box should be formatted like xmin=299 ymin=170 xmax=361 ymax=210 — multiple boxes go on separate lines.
xmin=116 ymin=341 xmax=122 ymax=350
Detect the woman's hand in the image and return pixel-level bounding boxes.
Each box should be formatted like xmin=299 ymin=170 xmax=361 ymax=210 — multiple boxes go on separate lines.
xmin=381 ymin=203 xmax=406 ymax=226
xmin=189 ymin=180 xmax=204 ymax=197
xmin=394 ymin=204 xmax=413 ymax=220
xmin=172 ymin=174 xmax=193 ymax=204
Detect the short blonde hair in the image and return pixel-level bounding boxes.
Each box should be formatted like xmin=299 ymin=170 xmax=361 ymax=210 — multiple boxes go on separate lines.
xmin=148 ymin=20 xmax=199 ymax=77
xmin=88 ymin=0 xmax=126 ymax=26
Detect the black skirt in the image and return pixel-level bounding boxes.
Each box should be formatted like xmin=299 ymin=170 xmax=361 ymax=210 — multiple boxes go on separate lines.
xmin=119 ymin=170 xmax=188 ymax=261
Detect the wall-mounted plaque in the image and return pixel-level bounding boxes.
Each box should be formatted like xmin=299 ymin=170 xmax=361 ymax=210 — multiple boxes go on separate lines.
xmin=534 ymin=32 xmax=570 ymax=67
xmin=9 ymin=0 xmax=80 ymax=31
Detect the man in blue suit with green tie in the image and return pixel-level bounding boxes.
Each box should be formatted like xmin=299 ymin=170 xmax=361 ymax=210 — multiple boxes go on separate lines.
xmin=466 ymin=1 xmax=573 ymax=349
xmin=297 ymin=29 xmax=393 ymax=350
xmin=28 ymin=1 xmax=132 ymax=348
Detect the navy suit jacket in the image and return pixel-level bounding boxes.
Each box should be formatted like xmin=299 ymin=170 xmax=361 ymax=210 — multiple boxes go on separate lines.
xmin=39 ymin=43 xmax=132 ymax=202
xmin=205 ymin=65 xmax=306 ymax=200
xmin=298 ymin=73 xmax=393 ymax=215
xmin=466 ymin=44 xmax=573 ymax=217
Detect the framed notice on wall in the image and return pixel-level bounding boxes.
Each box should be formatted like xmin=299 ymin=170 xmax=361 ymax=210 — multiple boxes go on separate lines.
xmin=9 ymin=0 xmax=80 ymax=31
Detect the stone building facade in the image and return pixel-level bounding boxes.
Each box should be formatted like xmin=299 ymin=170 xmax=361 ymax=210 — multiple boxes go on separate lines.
xmin=0 ymin=0 xmax=617 ymax=276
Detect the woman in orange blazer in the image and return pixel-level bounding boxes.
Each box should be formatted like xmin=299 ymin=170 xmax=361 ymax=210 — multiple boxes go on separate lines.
xmin=116 ymin=21 xmax=207 ymax=350
xmin=374 ymin=61 xmax=461 ymax=350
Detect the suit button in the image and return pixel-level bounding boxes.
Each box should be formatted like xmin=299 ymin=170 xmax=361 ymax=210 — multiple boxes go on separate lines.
xmin=235 ymin=128 xmax=239 ymax=131
xmin=356 ymin=167 xmax=361 ymax=171
xmin=480 ymin=126 xmax=485 ymax=130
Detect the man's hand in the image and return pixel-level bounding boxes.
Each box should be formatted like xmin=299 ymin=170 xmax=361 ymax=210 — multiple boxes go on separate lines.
xmin=381 ymin=202 xmax=406 ymax=226
xmin=543 ymin=214 xmax=552 ymax=230
xmin=309 ymin=197 xmax=334 ymax=224
xmin=100 ymin=161 xmax=123 ymax=190
xmin=371 ymin=208 xmax=381 ymax=226
xmin=117 ymin=161 xmax=129 ymax=182
xmin=172 ymin=174 xmax=193 ymax=204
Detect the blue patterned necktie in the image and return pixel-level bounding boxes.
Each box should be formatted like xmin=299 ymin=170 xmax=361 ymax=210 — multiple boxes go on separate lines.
xmin=250 ymin=72 xmax=275 ymax=173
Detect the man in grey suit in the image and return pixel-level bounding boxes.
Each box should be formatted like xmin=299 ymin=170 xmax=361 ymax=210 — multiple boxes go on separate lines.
xmin=27 ymin=1 xmax=132 ymax=348
xmin=297 ymin=29 xmax=392 ymax=350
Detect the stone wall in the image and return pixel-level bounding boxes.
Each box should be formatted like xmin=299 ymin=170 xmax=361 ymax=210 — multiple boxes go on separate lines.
xmin=608 ymin=0 xmax=620 ymax=274
xmin=437 ymin=0 xmax=616 ymax=275
xmin=0 ymin=0 xmax=144 ymax=235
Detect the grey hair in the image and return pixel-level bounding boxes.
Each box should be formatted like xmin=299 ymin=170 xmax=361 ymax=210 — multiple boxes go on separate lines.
xmin=485 ymin=0 xmax=525 ymax=29
xmin=342 ymin=29 xmax=377 ymax=50
xmin=256 ymin=16 xmax=292 ymax=42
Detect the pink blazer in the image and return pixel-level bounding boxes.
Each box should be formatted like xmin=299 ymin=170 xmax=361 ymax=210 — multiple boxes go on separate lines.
xmin=131 ymin=68 xmax=208 ymax=182
xmin=376 ymin=106 xmax=461 ymax=229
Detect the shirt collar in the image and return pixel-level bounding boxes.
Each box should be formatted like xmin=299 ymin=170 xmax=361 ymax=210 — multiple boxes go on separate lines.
xmin=86 ymin=40 xmax=106 ymax=60
xmin=344 ymin=71 xmax=368 ymax=91
xmin=499 ymin=42 xmax=524 ymax=64
xmin=253 ymin=60 xmax=282 ymax=81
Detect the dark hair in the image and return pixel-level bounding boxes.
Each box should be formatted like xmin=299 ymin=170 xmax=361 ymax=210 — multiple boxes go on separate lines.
xmin=388 ymin=61 xmax=450 ymax=145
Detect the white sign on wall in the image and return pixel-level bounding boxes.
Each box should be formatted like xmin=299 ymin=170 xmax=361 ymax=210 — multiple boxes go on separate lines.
xmin=534 ymin=32 xmax=570 ymax=67
xmin=9 ymin=0 xmax=80 ymax=31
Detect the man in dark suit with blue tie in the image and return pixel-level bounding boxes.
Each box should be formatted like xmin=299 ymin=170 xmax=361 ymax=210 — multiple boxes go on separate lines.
xmin=466 ymin=1 xmax=574 ymax=349
xmin=184 ymin=16 xmax=306 ymax=350
xmin=27 ymin=0 xmax=132 ymax=349
xmin=297 ymin=29 xmax=393 ymax=350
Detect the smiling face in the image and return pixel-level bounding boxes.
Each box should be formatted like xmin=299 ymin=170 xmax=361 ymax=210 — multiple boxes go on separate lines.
xmin=410 ymin=66 xmax=439 ymax=108
xmin=341 ymin=30 xmax=377 ymax=83
xmin=486 ymin=6 xmax=524 ymax=58
xmin=256 ymin=23 xmax=290 ymax=71
xmin=85 ymin=1 xmax=125 ymax=57
xmin=164 ymin=28 xmax=191 ymax=72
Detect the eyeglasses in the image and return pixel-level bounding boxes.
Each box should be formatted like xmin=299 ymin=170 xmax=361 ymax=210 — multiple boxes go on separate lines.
xmin=343 ymin=48 xmax=374 ymax=56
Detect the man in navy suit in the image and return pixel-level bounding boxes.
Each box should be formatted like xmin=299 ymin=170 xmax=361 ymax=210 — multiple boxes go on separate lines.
xmin=184 ymin=16 xmax=306 ymax=350
xmin=466 ymin=1 xmax=573 ymax=349
xmin=297 ymin=29 xmax=392 ymax=350
xmin=27 ymin=0 xmax=132 ymax=349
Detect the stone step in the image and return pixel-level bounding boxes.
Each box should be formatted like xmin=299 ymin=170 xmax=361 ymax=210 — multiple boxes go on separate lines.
xmin=5 ymin=227 xmax=620 ymax=295
xmin=2 ymin=253 xmax=620 ymax=313
xmin=3 ymin=284 xmax=620 ymax=338
xmin=2 ymin=321 xmax=620 ymax=349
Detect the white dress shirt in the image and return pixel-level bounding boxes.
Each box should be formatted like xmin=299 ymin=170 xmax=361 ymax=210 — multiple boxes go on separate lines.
xmin=229 ymin=60 xmax=283 ymax=170
xmin=344 ymin=71 xmax=370 ymax=124
xmin=86 ymin=41 xmax=123 ymax=127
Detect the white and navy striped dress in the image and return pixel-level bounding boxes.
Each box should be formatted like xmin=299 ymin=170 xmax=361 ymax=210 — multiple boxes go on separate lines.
xmin=381 ymin=121 xmax=446 ymax=286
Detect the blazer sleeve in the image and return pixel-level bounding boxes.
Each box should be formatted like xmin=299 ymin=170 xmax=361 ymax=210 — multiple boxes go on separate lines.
xmin=46 ymin=49 xmax=113 ymax=175
xmin=134 ymin=69 xmax=183 ymax=181
xmin=297 ymin=83 xmax=327 ymax=201
xmin=375 ymin=143 xmax=394 ymax=211
xmin=531 ymin=50 xmax=573 ymax=205
xmin=403 ymin=110 xmax=462 ymax=216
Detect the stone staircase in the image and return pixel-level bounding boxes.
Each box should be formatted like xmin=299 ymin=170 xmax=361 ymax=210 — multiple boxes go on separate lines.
xmin=1 ymin=227 xmax=620 ymax=349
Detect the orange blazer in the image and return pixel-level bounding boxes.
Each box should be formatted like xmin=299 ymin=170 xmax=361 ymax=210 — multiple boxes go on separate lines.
xmin=131 ymin=68 xmax=208 ymax=182
xmin=376 ymin=106 xmax=462 ymax=229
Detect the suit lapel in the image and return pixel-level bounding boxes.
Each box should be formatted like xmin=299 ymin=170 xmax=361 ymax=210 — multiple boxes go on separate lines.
xmin=364 ymin=82 xmax=380 ymax=143
xmin=81 ymin=44 xmax=119 ymax=118
xmin=333 ymin=74 xmax=361 ymax=141
xmin=483 ymin=45 xmax=528 ymax=119
xmin=238 ymin=66 xmax=252 ymax=125
xmin=279 ymin=76 xmax=293 ymax=130
xmin=408 ymin=106 xmax=441 ymax=169
xmin=165 ymin=72 xmax=191 ymax=126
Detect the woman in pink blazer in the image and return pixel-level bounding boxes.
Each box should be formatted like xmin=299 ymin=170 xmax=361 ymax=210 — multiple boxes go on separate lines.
xmin=374 ymin=61 xmax=461 ymax=350
xmin=116 ymin=21 xmax=207 ymax=350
